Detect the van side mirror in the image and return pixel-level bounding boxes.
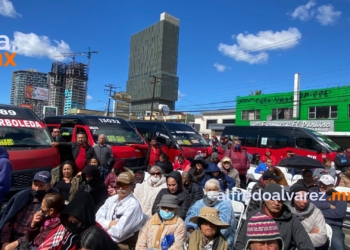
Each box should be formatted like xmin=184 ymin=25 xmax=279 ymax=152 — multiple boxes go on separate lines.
xmin=316 ymin=144 xmax=322 ymax=153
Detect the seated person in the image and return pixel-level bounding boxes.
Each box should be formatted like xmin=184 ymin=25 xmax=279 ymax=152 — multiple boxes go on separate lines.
xmin=297 ymin=169 xmax=318 ymax=189
xmin=76 ymin=165 xmax=108 ymax=212
xmin=182 ymin=171 xmax=203 ymax=206
xmin=0 ymin=171 xmax=55 ymax=250
xmin=136 ymin=195 xmax=186 ymax=249
xmin=75 ymin=226 xmax=120 ymax=250
xmin=339 ymin=167 xmax=350 ymax=187
xmin=37 ymin=192 xmax=97 ymax=250
xmin=200 ymin=163 xmax=235 ymax=191
xmin=313 ymin=158 xmax=336 ymax=179
xmin=187 ymin=207 xmax=229 ymax=250
xmin=27 ymin=193 xmax=65 ymax=249
xmin=96 ymin=170 xmax=145 ymax=250
xmin=254 ymin=158 xmax=273 ymax=174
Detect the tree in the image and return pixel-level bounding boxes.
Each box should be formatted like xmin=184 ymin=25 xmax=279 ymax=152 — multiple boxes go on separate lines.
xmin=249 ymin=90 xmax=262 ymax=96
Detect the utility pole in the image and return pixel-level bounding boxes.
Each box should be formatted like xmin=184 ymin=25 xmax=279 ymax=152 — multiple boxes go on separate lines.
xmin=104 ymin=84 xmax=116 ymax=117
xmin=149 ymin=75 xmax=161 ymax=120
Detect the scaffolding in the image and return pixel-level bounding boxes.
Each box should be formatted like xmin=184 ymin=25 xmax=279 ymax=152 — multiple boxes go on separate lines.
xmin=48 ymin=61 xmax=89 ymax=115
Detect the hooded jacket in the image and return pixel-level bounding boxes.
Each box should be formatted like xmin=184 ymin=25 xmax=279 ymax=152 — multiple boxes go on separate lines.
xmin=151 ymin=171 xmax=191 ymax=220
xmin=261 ymin=148 xmax=277 ymax=166
xmin=37 ymin=192 xmax=96 ymax=250
xmin=200 ymin=163 xmax=235 ymax=191
xmin=188 ymin=157 xmax=207 ymax=183
xmin=288 ymin=202 xmax=328 ymax=248
xmin=235 ymin=205 xmax=315 ymax=250
xmin=77 ymin=165 xmax=108 ymax=212
xmin=0 ymin=147 xmax=12 ymax=205
xmin=184 ymin=181 xmax=204 ymax=206
xmin=134 ymin=175 xmax=167 ymax=217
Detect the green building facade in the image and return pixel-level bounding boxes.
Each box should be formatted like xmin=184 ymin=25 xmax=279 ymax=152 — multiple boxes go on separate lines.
xmin=235 ymin=85 xmax=350 ymax=133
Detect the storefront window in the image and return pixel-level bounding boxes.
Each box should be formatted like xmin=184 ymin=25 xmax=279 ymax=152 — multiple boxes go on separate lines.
xmin=242 ymin=110 xmax=260 ymax=120
xmin=308 ymin=106 xmax=337 ymax=119
xmin=272 ymin=108 xmax=293 ymax=120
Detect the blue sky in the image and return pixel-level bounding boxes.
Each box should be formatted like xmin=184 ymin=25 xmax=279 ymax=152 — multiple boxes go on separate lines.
xmin=1 ymin=0 xmax=350 ymax=113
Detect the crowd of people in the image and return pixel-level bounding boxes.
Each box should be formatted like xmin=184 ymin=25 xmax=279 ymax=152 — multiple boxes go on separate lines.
xmin=0 ymin=130 xmax=349 ymax=250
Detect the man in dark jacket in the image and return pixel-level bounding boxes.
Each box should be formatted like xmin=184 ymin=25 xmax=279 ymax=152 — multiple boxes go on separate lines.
xmin=246 ymin=170 xmax=281 ymax=215
xmin=51 ymin=127 xmax=66 ymax=143
xmin=310 ymin=175 xmax=347 ymax=250
xmin=235 ymin=183 xmax=315 ymax=250
xmin=334 ymin=147 xmax=350 ymax=173
xmin=182 ymin=171 xmax=203 ymax=206
xmin=0 ymin=171 xmax=56 ymax=250
xmin=152 ymin=171 xmax=191 ymax=220
xmin=51 ymin=132 xmax=97 ymax=172
xmin=76 ymin=165 xmax=108 ymax=213
xmin=0 ymin=147 xmax=12 ymax=206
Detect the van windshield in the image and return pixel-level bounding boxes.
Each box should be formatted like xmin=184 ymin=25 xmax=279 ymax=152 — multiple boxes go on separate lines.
xmin=89 ymin=125 xmax=144 ymax=145
xmin=310 ymin=131 xmax=340 ymax=151
xmin=0 ymin=127 xmax=52 ymax=147
xmin=162 ymin=123 xmax=208 ymax=147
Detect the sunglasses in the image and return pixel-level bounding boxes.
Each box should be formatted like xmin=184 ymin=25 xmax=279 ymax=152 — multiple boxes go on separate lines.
xmin=116 ymin=183 xmax=129 ymax=189
xmin=151 ymin=172 xmax=161 ymax=176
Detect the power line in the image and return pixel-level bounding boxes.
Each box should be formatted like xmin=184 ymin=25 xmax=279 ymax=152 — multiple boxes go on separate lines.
xmin=104 ymin=84 xmax=116 ymax=116
xmin=149 ymin=75 xmax=161 ymax=121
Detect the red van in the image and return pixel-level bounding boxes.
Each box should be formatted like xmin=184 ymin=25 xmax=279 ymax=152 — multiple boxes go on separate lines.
xmin=221 ymin=125 xmax=340 ymax=164
xmin=0 ymin=104 xmax=60 ymax=193
xmin=128 ymin=121 xmax=210 ymax=162
xmin=44 ymin=115 xmax=148 ymax=172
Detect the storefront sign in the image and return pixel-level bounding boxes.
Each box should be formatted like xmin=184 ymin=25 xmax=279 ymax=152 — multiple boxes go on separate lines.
xmin=250 ymin=120 xmax=334 ymax=132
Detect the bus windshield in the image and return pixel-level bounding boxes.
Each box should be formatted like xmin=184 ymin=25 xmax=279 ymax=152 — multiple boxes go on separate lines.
xmin=162 ymin=123 xmax=208 ymax=147
xmin=0 ymin=127 xmax=52 ymax=147
xmin=310 ymin=131 xmax=340 ymax=151
xmin=89 ymin=125 xmax=144 ymax=145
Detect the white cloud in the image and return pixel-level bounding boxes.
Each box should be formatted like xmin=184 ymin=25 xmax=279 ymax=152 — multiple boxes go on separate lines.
xmin=0 ymin=0 xmax=21 ymax=18
xmin=289 ymin=0 xmax=316 ymax=21
xmin=86 ymin=95 xmax=93 ymax=101
xmin=218 ymin=28 xmax=301 ymax=64
xmin=316 ymin=5 xmax=341 ymax=25
xmin=178 ymin=90 xmax=186 ymax=100
xmin=214 ymin=63 xmax=227 ymax=72
xmin=10 ymin=31 xmax=71 ymax=60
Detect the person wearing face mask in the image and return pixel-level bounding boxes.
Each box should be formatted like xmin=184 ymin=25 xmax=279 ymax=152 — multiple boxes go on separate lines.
xmin=224 ymin=140 xmax=250 ymax=189
xmin=136 ymin=195 xmax=186 ymax=249
xmin=37 ymin=192 xmax=97 ymax=250
xmin=76 ymin=165 xmax=108 ymax=213
xmin=133 ymin=166 xmax=167 ymax=217
xmin=200 ymin=163 xmax=235 ymax=192
xmin=182 ymin=172 xmax=204 ymax=206
xmin=185 ymin=179 xmax=236 ymax=250
xmin=27 ymin=193 xmax=65 ymax=249
xmin=0 ymin=171 xmax=56 ymax=250
xmin=152 ymin=171 xmax=191 ymax=220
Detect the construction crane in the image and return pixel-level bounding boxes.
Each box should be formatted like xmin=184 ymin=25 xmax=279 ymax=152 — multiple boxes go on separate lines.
xmin=57 ymin=47 xmax=98 ymax=76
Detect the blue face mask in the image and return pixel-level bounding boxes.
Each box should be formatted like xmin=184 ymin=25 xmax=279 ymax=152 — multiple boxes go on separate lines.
xmin=159 ymin=209 xmax=175 ymax=220
xmin=235 ymin=145 xmax=241 ymax=150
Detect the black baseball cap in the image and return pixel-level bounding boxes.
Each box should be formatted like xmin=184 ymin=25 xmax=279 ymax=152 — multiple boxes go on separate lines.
xmin=262 ymin=171 xmax=282 ymax=181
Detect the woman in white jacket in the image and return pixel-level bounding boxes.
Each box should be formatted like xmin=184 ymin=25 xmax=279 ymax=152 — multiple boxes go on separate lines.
xmin=134 ymin=166 xmax=167 ymax=217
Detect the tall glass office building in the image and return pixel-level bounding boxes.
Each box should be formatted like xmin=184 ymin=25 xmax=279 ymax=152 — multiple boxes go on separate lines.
xmin=126 ymin=13 xmax=179 ymax=116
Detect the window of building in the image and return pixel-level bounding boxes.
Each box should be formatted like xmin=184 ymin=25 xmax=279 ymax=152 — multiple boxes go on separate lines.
xmin=308 ymin=106 xmax=337 ymax=119
xmin=222 ymin=119 xmax=235 ymax=124
xmin=206 ymin=119 xmax=217 ymax=129
xmin=272 ymin=108 xmax=293 ymax=120
xmin=242 ymin=110 xmax=260 ymax=120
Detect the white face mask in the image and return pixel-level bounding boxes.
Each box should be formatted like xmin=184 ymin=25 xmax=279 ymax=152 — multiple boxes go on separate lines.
xmin=206 ymin=191 xmax=220 ymax=201
xmin=151 ymin=176 xmax=161 ymax=183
